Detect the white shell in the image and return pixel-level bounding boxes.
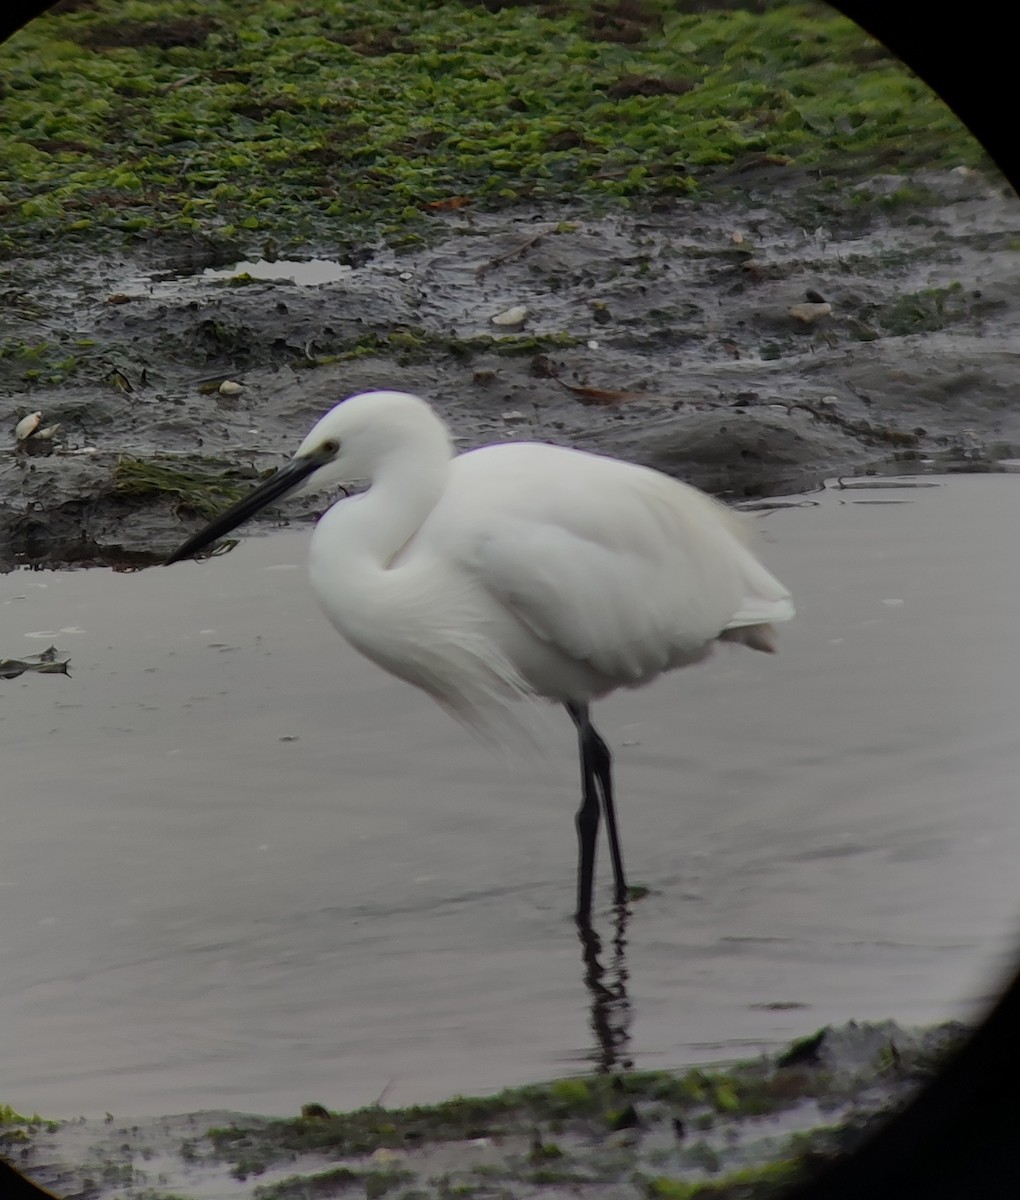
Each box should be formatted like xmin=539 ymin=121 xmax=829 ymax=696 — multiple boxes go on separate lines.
xmin=788 ymin=301 xmax=832 ymax=325
xmin=218 ymin=380 xmax=244 ymax=395
xmin=35 ymin=423 xmax=62 ymax=440
xmin=490 ymin=304 xmax=528 ymax=327
xmin=15 ymin=411 xmax=42 ymax=440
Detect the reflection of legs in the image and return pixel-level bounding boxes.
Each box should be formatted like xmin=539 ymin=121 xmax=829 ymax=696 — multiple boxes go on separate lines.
xmin=576 ymin=903 xmax=633 ymax=1073
xmin=608 ymin=900 xmax=634 ymax=1070
xmin=567 ymin=702 xmax=628 ymax=922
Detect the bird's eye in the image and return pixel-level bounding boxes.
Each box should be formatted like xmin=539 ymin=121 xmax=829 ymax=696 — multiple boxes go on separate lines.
xmin=322 ymin=439 xmax=340 ymax=456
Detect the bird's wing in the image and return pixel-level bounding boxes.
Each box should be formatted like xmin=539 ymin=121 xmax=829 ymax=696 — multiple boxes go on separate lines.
xmin=428 ymin=443 xmax=793 ymax=684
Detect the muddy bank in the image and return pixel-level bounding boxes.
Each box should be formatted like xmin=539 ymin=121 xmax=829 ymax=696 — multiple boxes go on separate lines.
xmin=1 ymin=1021 xmax=970 ymax=1200
xmin=2 ymin=166 xmax=1020 ymax=569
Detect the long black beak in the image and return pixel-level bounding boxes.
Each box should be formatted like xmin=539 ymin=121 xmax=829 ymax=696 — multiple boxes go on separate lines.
xmin=165 ymin=455 xmax=321 ymax=564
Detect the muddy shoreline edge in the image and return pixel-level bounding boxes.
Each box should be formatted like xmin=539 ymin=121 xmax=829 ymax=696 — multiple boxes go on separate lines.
xmin=4 ymin=167 xmax=1020 ymax=572
xmin=1 ymin=1019 xmax=970 ymax=1199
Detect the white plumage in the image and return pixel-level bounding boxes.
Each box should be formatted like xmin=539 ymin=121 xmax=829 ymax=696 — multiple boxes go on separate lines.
xmin=168 ymin=390 xmax=794 ymax=921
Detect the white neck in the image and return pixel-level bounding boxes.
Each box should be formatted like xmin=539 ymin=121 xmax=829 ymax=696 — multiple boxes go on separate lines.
xmin=311 ymin=437 xmax=451 ymax=573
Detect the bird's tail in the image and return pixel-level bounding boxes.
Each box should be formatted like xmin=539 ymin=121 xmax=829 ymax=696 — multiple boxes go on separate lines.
xmin=717 ymin=622 xmax=780 ymax=653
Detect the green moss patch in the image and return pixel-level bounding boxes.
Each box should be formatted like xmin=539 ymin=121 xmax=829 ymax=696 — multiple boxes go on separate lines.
xmin=207 ymin=1062 xmax=832 ymax=1178
xmin=0 ymin=0 xmax=985 ymax=257
xmin=0 ymin=1103 xmax=59 ymax=1150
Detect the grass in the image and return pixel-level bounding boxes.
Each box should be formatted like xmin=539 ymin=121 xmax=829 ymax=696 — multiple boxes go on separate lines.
xmin=0 ymin=0 xmax=985 ymax=258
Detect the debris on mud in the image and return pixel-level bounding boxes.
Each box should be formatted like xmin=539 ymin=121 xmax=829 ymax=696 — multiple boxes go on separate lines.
xmin=0 ymin=645 xmax=71 ymax=679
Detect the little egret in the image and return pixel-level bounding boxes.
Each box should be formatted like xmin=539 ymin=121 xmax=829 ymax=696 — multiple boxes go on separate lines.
xmin=167 ymin=390 xmax=794 ymax=922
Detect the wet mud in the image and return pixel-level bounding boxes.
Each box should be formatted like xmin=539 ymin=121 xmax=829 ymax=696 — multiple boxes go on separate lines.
xmin=3 ymin=166 xmax=1020 ymax=569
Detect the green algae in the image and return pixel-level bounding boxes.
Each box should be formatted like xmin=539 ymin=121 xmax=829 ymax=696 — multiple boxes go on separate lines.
xmin=0 ymin=1 xmax=986 ymax=259
xmin=252 ymin=1165 xmax=414 ymax=1199
xmin=0 ymin=1103 xmax=59 ymax=1151
xmin=640 ymin=1155 xmax=802 ymax=1198
xmin=307 ymin=329 xmax=581 ymax=369
xmin=206 ymin=1062 xmax=831 ymax=1178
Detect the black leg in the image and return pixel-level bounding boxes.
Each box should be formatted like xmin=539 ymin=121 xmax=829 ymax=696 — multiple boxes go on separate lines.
xmin=585 ymin=718 xmax=628 ymax=906
xmin=569 ymin=703 xmax=601 ymax=923
xmin=567 ymin=703 xmax=628 ymax=920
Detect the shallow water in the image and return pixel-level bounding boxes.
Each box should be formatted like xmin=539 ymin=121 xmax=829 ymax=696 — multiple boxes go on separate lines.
xmin=1 ymin=474 xmax=1018 ymax=1118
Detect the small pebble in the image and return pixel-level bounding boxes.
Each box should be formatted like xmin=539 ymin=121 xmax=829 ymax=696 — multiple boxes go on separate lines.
xmin=218 ymin=380 xmax=244 ymax=395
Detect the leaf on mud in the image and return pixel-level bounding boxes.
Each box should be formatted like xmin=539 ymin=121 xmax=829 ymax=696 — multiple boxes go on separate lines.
xmin=605 ymin=74 xmax=697 ymax=99
xmin=107 ymin=367 xmax=134 ymax=393
xmin=729 ymin=154 xmax=794 ymax=173
xmin=425 ymin=196 xmax=472 ymax=210
xmin=555 ymin=379 xmax=660 ymax=407
xmin=475 ymin=230 xmax=548 ymax=278
xmin=0 ymin=645 xmax=71 ymax=680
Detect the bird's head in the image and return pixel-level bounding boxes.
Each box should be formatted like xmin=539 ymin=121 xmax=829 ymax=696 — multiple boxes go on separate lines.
xmin=165 ymin=390 xmax=447 ymax=563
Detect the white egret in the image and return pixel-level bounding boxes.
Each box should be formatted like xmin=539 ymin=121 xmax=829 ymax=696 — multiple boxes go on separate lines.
xmin=167 ymin=390 xmax=794 ymax=923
